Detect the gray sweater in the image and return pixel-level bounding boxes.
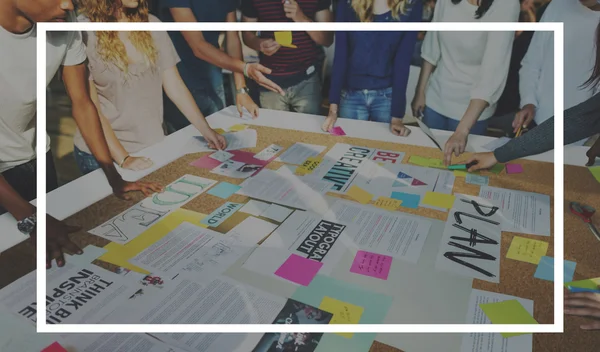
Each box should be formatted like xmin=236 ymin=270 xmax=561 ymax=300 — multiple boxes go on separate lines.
xmin=494 ymin=93 xmax=600 ymax=163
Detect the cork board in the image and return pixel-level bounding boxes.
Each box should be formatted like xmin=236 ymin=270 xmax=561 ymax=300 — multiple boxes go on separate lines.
xmin=2 ymin=124 xmax=600 ymax=352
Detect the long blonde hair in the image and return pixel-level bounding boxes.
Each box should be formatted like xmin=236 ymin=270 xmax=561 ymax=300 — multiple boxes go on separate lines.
xmin=78 ymin=0 xmax=158 ymax=74
xmin=351 ymin=0 xmax=409 ymax=22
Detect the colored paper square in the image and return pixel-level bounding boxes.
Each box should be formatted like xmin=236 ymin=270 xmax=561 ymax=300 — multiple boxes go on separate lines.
xmin=565 ymin=277 xmax=600 ymax=290
xmin=42 ymin=342 xmax=68 ymax=352
xmin=350 ymin=250 xmax=393 ymax=280
xmin=319 ymin=296 xmax=364 ymax=338
xmin=228 ymin=124 xmax=248 ymax=132
xmin=454 ymin=170 xmax=468 ymax=177
xmin=329 ymin=126 xmax=347 ymax=136
xmin=373 ymin=196 xmax=402 ymax=211
xmin=274 ymin=31 xmax=297 ymax=48
xmin=275 ymin=254 xmax=323 ymax=286
xmin=534 ymin=256 xmax=577 ymax=282
xmin=489 ymin=164 xmax=505 ymax=174
xmin=466 ymin=174 xmax=489 ymax=186
xmin=347 ymin=185 xmax=373 ymax=204
xmin=390 ymin=192 xmax=420 ymax=208
xmin=589 ymin=166 xmax=600 ymax=183
xmin=213 ymin=128 xmax=227 ymax=135
xmin=427 ymin=158 xmax=446 ymax=169
xmin=506 ymin=163 xmax=524 ymax=174
xmin=408 ymin=155 xmax=431 ymax=167
xmin=479 ymin=300 xmax=538 ymax=338
xmin=207 ymin=182 xmax=241 ymax=199
xmin=422 ymin=191 xmax=455 ymax=210
xmin=296 ymin=156 xmax=323 ymax=175
xmin=506 ymin=236 xmax=549 ymax=264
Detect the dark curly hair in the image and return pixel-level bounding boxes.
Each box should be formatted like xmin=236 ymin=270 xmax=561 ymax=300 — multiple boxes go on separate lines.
xmin=451 ymin=0 xmax=494 ymax=19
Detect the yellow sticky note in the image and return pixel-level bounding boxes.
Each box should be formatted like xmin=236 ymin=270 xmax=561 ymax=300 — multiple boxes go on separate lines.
xmin=213 ymin=128 xmax=227 ymax=135
xmin=589 ymin=166 xmax=600 ymax=183
xmin=564 ymin=277 xmax=600 ymax=289
xmin=296 ymin=157 xmax=323 ymax=175
xmin=319 ymin=296 xmax=364 ymax=338
xmin=98 ymin=208 xmax=207 ymax=274
xmin=409 ymin=155 xmax=431 ymax=167
xmin=228 ymin=124 xmax=248 ymax=132
xmin=506 ymin=236 xmax=549 ymax=264
xmin=454 ymin=170 xmax=468 ymax=177
xmin=274 ymin=31 xmax=297 ymax=48
xmin=479 ymin=300 xmax=538 ymax=338
xmin=347 ymin=185 xmax=373 ymax=205
xmin=374 ymin=196 xmax=402 ymax=211
xmin=422 ymin=191 xmax=456 ymax=209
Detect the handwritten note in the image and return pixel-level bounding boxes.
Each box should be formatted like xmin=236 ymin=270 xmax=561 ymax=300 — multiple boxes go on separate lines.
xmin=275 ymin=254 xmax=323 ymax=286
xmin=274 ymin=31 xmax=297 ymax=48
xmin=479 ymin=300 xmax=538 ymax=338
xmin=350 ymin=250 xmax=393 ymax=280
xmin=319 ymin=296 xmax=364 ymax=338
xmin=347 ymin=185 xmax=373 ymax=204
xmin=295 ymin=156 xmax=323 ymax=175
xmin=373 ymin=196 xmax=402 ymax=211
xmin=422 ymin=191 xmax=455 ymax=210
xmin=506 ymin=236 xmax=549 ymax=264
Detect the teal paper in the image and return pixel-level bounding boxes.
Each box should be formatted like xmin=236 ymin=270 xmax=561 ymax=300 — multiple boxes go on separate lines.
xmin=200 ymin=202 xmax=243 ymax=227
xmin=207 ymin=182 xmax=241 ymax=199
xmin=390 ymin=192 xmax=420 ymax=208
xmin=292 ymin=275 xmax=393 ymax=352
xmin=534 ymin=256 xmax=576 ymax=282
xmin=465 ymin=174 xmax=489 ymax=186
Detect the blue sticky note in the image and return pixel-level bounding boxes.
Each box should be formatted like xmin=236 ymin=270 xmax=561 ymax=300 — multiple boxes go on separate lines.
xmin=390 ymin=192 xmax=420 ymax=208
xmin=292 ymin=275 xmax=393 ymax=352
xmin=207 ymin=182 xmax=241 ymax=199
xmin=534 ymin=256 xmax=576 ymax=282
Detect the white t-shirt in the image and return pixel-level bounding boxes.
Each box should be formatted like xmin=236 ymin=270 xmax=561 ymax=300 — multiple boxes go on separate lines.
xmin=0 ymin=11 xmax=86 ymax=173
xmin=520 ymin=0 xmax=600 ymax=125
xmin=421 ymin=0 xmax=520 ymax=121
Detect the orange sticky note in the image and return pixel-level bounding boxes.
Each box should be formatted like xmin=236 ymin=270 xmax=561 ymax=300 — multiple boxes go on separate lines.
xmin=347 ymin=185 xmax=373 ymax=204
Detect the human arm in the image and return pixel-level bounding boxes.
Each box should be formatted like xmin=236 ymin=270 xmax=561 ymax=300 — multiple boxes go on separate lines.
xmin=565 ymin=292 xmax=600 ymax=330
xmin=225 ymin=12 xmax=259 ymax=118
xmin=283 ymin=0 xmax=334 ymax=46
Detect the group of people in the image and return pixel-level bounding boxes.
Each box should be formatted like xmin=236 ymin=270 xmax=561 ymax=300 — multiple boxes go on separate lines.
xmin=0 ymin=0 xmax=599 ymax=330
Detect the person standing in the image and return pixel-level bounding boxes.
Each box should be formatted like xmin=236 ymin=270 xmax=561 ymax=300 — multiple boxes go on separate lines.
xmin=241 ymin=0 xmax=334 ymax=115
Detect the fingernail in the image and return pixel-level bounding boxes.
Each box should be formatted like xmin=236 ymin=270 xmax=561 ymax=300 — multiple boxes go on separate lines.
xmin=58 ymin=261 xmax=63 ymax=266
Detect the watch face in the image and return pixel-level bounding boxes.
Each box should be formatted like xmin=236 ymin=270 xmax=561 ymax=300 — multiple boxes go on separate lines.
xmin=18 ymin=218 xmax=35 ymax=235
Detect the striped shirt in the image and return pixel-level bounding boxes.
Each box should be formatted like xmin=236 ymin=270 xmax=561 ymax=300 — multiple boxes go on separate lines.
xmin=241 ymin=0 xmax=330 ymax=86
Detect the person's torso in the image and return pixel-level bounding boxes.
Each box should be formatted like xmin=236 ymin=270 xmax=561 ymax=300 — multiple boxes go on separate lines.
xmin=0 ymin=16 xmax=76 ymax=172
xmin=160 ymin=0 xmax=234 ymax=89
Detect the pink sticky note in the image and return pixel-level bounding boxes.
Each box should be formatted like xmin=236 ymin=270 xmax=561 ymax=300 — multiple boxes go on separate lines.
xmin=329 ymin=126 xmax=346 ymax=136
xmin=42 ymin=342 xmax=68 ymax=352
xmin=275 ymin=254 xmax=323 ymax=286
xmin=506 ymin=163 xmax=524 ymax=174
xmin=350 ymin=250 xmax=393 ymax=280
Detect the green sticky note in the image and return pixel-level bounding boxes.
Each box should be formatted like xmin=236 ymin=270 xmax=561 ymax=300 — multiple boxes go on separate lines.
xmin=489 ymin=164 xmax=505 ymax=174
xmin=409 ymin=155 xmax=431 ymax=167
xmin=564 ymin=277 xmax=600 ymax=290
xmin=427 ymin=158 xmax=446 ymax=169
xmin=292 ymin=275 xmax=393 ymax=352
xmin=589 ymin=166 xmax=600 ymax=183
xmin=479 ymin=300 xmax=538 ymax=338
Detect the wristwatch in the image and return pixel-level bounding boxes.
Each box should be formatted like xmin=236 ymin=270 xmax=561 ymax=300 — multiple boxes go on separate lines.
xmin=17 ymin=213 xmax=37 ymax=235
xmin=236 ymin=87 xmax=250 ymax=95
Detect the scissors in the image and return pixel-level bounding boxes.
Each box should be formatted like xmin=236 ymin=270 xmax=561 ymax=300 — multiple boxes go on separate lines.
xmin=570 ymin=202 xmax=600 ymax=241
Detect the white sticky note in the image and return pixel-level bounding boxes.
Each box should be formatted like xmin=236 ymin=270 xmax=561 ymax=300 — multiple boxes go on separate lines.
xmin=209 ymin=150 xmax=234 ymax=162
xmin=239 ymin=200 xmax=270 ymax=217
xmin=261 ymin=204 xmax=294 ymax=222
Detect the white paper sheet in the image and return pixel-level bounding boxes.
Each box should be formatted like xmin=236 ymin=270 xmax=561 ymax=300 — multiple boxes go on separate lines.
xmin=275 ymin=143 xmax=326 ymax=165
xmin=479 ymin=186 xmax=551 ymax=236
xmin=103 ymin=276 xmax=286 ymax=352
xmin=89 ymin=175 xmax=217 ymax=244
xmin=460 ymin=289 xmax=533 ymax=352
xmin=324 ymin=200 xmax=432 ymax=263
xmin=209 ymin=150 xmax=234 ymax=162
xmin=261 ymin=204 xmax=294 ymax=222
xmin=183 ymin=129 xmax=258 ymax=153
xmin=237 ymin=169 xmax=333 ymax=214
xmin=435 ymin=195 xmax=503 ymax=283
xmin=60 ymin=333 xmax=185 ymax=352
xmin=276 ymin=164 xmax=298 ymax=176
xmin=0 ymin=308 xmax=55 ymax=352
xmin=482 ymin=137 xmax=512 ymax=151
xmin=242 ymin=211 xmax=350 ymax=281
xmin=254 ymin=144 xmax=283 ymax=160
xmin=239 ymin=200 xmax=271 ymax=217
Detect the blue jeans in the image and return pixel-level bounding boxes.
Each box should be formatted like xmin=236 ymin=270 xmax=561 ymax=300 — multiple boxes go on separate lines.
xmin=422 ymin=106 xmax=488 ymax=135
xmin=164 ymin=65 xmax=226 ymax=134
xmin=74 ymin=146 xmax=101 ymax=175
xmin=259 ymin=74 xmax=322 ymax=115
xmin=339 ymin=87 xmax=392 ymax=123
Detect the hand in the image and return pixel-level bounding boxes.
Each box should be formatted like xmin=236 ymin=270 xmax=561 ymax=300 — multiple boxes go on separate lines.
xmin=411 ymin=91 xmax=426 ymax=118
xmin=44 ymin=215 xmax=82 ymax=269
xmin=586 ymin=137 xmax=600 ymax=166
xmin=444 ymin=129 xmax=469 ymax=166
xmin=390 ymin=117 xmax=411 ymax=137
xmin=565 ymin=292 xmax=600 ymax=330
xmin=322 ymin=105 xmax=338 ymax=132
xmin=283 ymin=0 xmax=308 ymax=22
xmin=202 ymin=127 xmax=227 ymax=150
xmin=111 ymin=177 xmax=164 ymax=200
xmin=121 ymin=156 xmax=153 ymax=171
xmin=259 ymin=39 xmax=281 ymax=56
xmin=513 ymin=104 xmax=536 ymax=133
xmin=236 ymin=92 xmax=259 ymax=119
xmin=465 ymin=152 xmax=498 ymax=172
xmin=245 ymin=62 xmax=285 ymax=95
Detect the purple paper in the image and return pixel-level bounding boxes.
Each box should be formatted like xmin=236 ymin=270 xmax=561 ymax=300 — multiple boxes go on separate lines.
xmin=506 ymin=163 xmax=524 ymax=174
xmin=350 ymin=250 xmax=393 ymax=280
xmin=275 ymin=254 xmax=323 ymax=286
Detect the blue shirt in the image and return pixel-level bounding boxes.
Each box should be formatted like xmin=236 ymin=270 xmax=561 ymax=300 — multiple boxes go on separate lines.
xmin=329 ymin=0 xmax=422 ymax=118
xmin=159 ymin=0 xmax=235 ymax=90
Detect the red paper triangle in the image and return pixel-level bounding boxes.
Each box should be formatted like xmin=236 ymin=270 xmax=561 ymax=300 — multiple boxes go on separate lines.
xmin=411 ymin=178 xmax=427 ymax=186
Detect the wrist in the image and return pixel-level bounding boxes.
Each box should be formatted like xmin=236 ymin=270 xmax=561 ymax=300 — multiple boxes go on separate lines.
xmin=297 ymin=14 xmax=311 ymax=22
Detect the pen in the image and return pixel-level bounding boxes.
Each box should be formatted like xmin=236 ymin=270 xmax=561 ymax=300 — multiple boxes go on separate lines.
xmin=515 ymin=125 xmax=523 ymax=138
xmin=567 ymin=286 xmax=600 ymax=293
